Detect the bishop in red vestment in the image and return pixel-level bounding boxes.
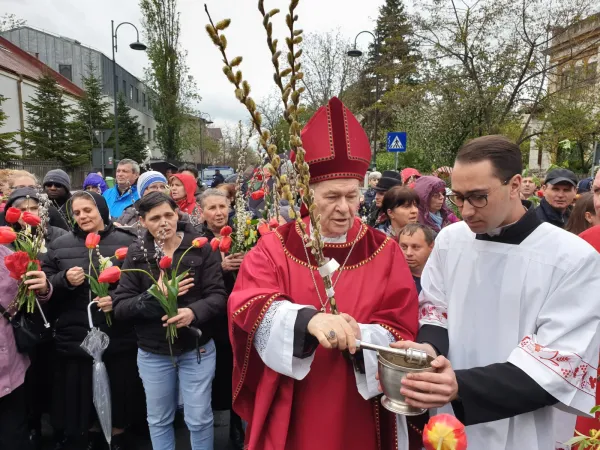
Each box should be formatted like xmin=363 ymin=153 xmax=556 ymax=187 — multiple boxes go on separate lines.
xmin=229 ymin=97 xmax=419 ymax=450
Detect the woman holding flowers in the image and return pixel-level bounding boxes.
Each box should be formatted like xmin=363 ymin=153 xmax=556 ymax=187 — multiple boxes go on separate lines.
xmin=112 ymin=192 xmax=226 ymax=450
xmin=0 ymin=239 xmax=50 ymax=449
xmin=42 ymin=191 xmax=141 ymax=450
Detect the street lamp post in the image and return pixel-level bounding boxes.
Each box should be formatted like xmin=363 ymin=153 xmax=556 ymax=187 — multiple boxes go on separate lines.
xmin=199 ymin=113 xmax=213 ymax=171
xmin=111 ymin=20 xmax=147 ymax=163
xmin=348 ymin=30 xmax=380 ymax=170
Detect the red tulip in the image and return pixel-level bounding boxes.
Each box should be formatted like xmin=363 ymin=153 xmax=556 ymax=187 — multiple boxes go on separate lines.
xmin=423 ymin=414 xmax=467 ymax=450
xmin=4 ymin=207 xmax=21 ymax=224
xmin=251 ymin=189 xmax=265 ymax=200
xmin=85 ymin=233 xmax=101 ymax=249
xmin=219 ymin=236 xmax=232 ymax=253
xmin=210 ymin=238 xmax=221 ymax=251
xmin=220 ymin=225 xmax=233 ymax=237
xmin=5 ymin=251 xmax=31 ymax=280
xmin=537 ymin=189 xmax=544 ymax=198
xmin=268 ymin=218 xmax=279 ymax=228
xmin=114 ymin=247 xmax=128 ymax=260
xmin=22 ymin=212 xmax=41 ymax=227
xmin=192 ymin=237 xmax=209 ymax=248
xmin=0 ymin=226 xmax=17 ymax=244
xmin=258 ymin=223 xmax=272 ymax=236
xmin=97 ymin=266 xmax=122 ymax=284
xmin=159 ymin=256 xmax=172 ymax=270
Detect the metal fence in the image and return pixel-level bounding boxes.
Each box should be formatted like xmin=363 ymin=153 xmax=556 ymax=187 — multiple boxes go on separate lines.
xmin=0 ymin=160 xmax=92 ymax=189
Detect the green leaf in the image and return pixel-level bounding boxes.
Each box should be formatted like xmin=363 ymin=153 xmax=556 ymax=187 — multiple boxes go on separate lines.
xmin=564 ymin=436 xmax=590 ymax=446
xmin=590 ymin=405 xmax=600 ymax=414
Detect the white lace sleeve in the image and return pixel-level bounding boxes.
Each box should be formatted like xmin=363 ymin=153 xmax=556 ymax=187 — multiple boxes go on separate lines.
xmin=355 ymin=324 xmax=397 ymax=400
xmin=253 ymin=300 xmax=316 ymax=380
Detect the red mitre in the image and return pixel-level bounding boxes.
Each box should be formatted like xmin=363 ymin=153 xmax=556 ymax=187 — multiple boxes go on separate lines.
xmin=298 ymin=97 xmax=371 ymax=184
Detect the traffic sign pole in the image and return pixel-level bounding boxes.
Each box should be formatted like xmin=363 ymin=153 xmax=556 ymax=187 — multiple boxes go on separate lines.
xmin=395 ymin=152 xmax=398 ymax=170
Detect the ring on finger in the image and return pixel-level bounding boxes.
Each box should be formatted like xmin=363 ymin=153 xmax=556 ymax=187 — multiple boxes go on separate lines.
xmin=327 ymin=330 xmax=336 ymax=341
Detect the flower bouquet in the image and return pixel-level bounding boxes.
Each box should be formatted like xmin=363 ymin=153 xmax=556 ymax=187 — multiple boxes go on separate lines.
xmin=82 ymin=232 xmax=129 ymax=326
xmin=98 ymin=237 xmax=209 ymax=352
xmin=3 ymin=206 xmax=48 ymax=314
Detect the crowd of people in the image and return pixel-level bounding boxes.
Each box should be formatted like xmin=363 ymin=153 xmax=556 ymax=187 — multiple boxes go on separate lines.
xmin=0 ymin=96 xmax=600 ymax=450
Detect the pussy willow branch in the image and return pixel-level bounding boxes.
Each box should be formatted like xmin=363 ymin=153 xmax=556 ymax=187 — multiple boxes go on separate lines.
xmin=204 ymin=4 xmax=282 ymax=220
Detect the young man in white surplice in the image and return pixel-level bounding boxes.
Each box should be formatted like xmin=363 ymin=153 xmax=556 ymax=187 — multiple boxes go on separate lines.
xmin=389 ymin=135 xmax=600 ymax=450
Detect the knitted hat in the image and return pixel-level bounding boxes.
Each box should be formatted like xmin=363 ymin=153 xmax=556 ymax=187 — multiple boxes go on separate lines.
xmin=137 ymin=171 xmax=167 ymax=197
xmin=43 ymin=169 xmax=71 ymax=192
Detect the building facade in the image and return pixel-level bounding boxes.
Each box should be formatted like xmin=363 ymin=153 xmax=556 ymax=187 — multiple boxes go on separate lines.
xmin=1 ymin=26 xmax=161 ymax=159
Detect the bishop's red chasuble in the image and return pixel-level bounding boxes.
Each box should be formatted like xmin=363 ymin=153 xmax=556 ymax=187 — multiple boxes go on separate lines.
xmin=229 ymin=217 xmax=419 ymax=450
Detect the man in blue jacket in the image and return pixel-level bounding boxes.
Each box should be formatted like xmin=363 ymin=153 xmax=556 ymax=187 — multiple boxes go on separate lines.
xmin=103 ymin=159 xmax=140 ymax=218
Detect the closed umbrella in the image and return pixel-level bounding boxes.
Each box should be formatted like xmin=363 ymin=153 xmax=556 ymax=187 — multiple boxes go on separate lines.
xmin=80 ymin=301 xmax=112 ymax=445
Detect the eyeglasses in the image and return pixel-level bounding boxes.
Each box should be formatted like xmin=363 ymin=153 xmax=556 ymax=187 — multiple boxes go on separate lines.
xmin=447 ymin=178 xmax=512 ymax=209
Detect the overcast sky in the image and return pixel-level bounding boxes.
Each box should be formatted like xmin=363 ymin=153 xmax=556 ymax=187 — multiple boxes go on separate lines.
xmin=4 ymin=0 xmax=384 ymax=130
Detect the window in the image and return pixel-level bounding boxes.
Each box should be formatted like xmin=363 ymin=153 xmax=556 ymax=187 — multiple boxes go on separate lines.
xmin=59 ymin=64 xmax=72 ymax=80
xmin=142 ymin=93 xmax=146 ymax=107
xmin=148 ymin=128 xmax=152 ymax=141
xmin=153 ymin=129 xmax=156 ymax=141
xmin=129 ymin=85 xmax=133 ymax=100
xmin=142 ymin=125 xmax=145 ymax=134
xmin=135 ymin=88 xmax=139 ymax=103
xmin=122 ymin=79 xmax=126 ymax=94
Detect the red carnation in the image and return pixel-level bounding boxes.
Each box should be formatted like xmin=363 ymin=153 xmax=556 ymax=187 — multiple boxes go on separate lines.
xmin=4 ymin=207 xmax=21 ymax=224
xmin=0 ymin=226 xmax=17 ymax=244
xmin=114 ymin=247 xmax=128 ymax=260
xmin=210 ymin=238 xmax=221 ymax=251
xmin=98 ymin=266 xmax=122 ymax=284
xmin=159 ymin=256 xmax=172 ymax=270
xmin=85 ymin=233 xmax=101 ymax=249
xmin=220 ymin=226 xmax=233 ymax=237
xmin=192 ymin=237 xmax=208 ymax=248
xmin=219 ymin=236 xmax=232 ymax=253
xmin=22 ymin=212 xmax=41 ymax=227
xmin=251 ymin=189 xmax=265 ymax=200
xmin=5 ymin=251 xmax=31 ymax=280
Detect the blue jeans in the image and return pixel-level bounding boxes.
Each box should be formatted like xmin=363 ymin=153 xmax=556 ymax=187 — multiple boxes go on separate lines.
xmin=137 ymin=340 xmax=216 ymax=450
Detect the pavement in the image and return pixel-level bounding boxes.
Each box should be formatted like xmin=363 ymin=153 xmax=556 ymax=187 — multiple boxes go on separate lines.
xmin=41 ymin=410 xmax=236 ymax=449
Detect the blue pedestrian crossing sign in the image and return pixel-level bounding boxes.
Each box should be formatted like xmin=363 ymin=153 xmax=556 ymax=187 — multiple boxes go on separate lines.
xmin=387 ymin=132 xmax=407 ymax=153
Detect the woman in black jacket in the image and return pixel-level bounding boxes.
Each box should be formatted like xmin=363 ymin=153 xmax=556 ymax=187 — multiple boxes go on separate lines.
xmin=112 ymin=192 xmax=226 ymax=450
xmin=42 ymin=191 xmax=141 ymax=450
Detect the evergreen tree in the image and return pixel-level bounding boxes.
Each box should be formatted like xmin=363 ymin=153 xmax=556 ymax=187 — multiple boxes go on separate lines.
xmin=21 ymin=72 xmax=84 ymax=167
xmin=113 ymin=94 xmax=148 ymax=163
xmin=71 ymin=64 xmax=111 ymax=157
xmin=0 ymin=95 xmax=17 ymax=162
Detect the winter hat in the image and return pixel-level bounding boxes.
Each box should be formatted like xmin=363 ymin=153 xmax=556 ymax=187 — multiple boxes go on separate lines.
xmin=137 ymin=171 xmax=168 ymax=198
xmin=43 ymin=169 xmax=71 ymax=192
xmin=5 ymin=188 xmax=40 ymax=210
xmin=83 ymin=173 xmax=108 ymax=194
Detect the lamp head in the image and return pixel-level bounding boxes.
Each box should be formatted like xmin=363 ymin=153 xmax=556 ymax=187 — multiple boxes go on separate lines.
xmin=347 ymin=48 xmax=363 ymax=58
xmin=130 ymin=41 xmax=147 ymax=51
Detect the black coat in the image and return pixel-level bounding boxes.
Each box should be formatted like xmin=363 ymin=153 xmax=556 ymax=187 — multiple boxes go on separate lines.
xmin=535 ymin=197 xmax=571 ymax=228
xmin=42 ymin=224 xmax=137 ymax=357
xmin=112 ymin=222 xmax=227 ymax=356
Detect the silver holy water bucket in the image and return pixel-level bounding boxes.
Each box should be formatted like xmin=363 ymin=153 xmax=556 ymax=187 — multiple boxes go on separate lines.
xmin=357 ymin=340 xmax=434 ymax=416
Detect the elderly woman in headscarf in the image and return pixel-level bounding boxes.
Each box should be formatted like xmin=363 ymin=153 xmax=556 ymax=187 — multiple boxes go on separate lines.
xmin=170 ymin=173 xmax=202 ymax=226
xmin=42 ymin=191 xmax=142 ymax=450
xmin=413 ymin=175 xmax=459 ymax=232
xmin=83 ymin=173 xmax=108 ymax=195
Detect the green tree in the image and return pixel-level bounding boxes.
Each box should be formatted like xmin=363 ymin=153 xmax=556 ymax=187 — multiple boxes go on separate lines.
xmin=20 ymin=72 xmax=83 ymax=167
xmin=114 ymin=94 xmax=148 ymax=163
xmin=71 ymin=63 xmax=111 ymax=157
xmin=141 ymin=0 xmax=199 ymax=160
xmin=0 ymin=95 xmax=17 ymax=162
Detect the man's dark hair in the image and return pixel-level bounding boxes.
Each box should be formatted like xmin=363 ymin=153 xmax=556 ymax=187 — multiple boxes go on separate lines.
xmin=456 ymin=135 xmax=522 ymax=181
xmin=400 ymin=223 xmax=437 ymax=246
xmin=382 ymin=186 xmax=419 ymax=218
xmin=138 ymin=192 xmax=177 ymax=218
xmin=215 ymin=170 xmax=221 ymax=174
xmin=178 ymin=164 xmax=198 ymax=179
